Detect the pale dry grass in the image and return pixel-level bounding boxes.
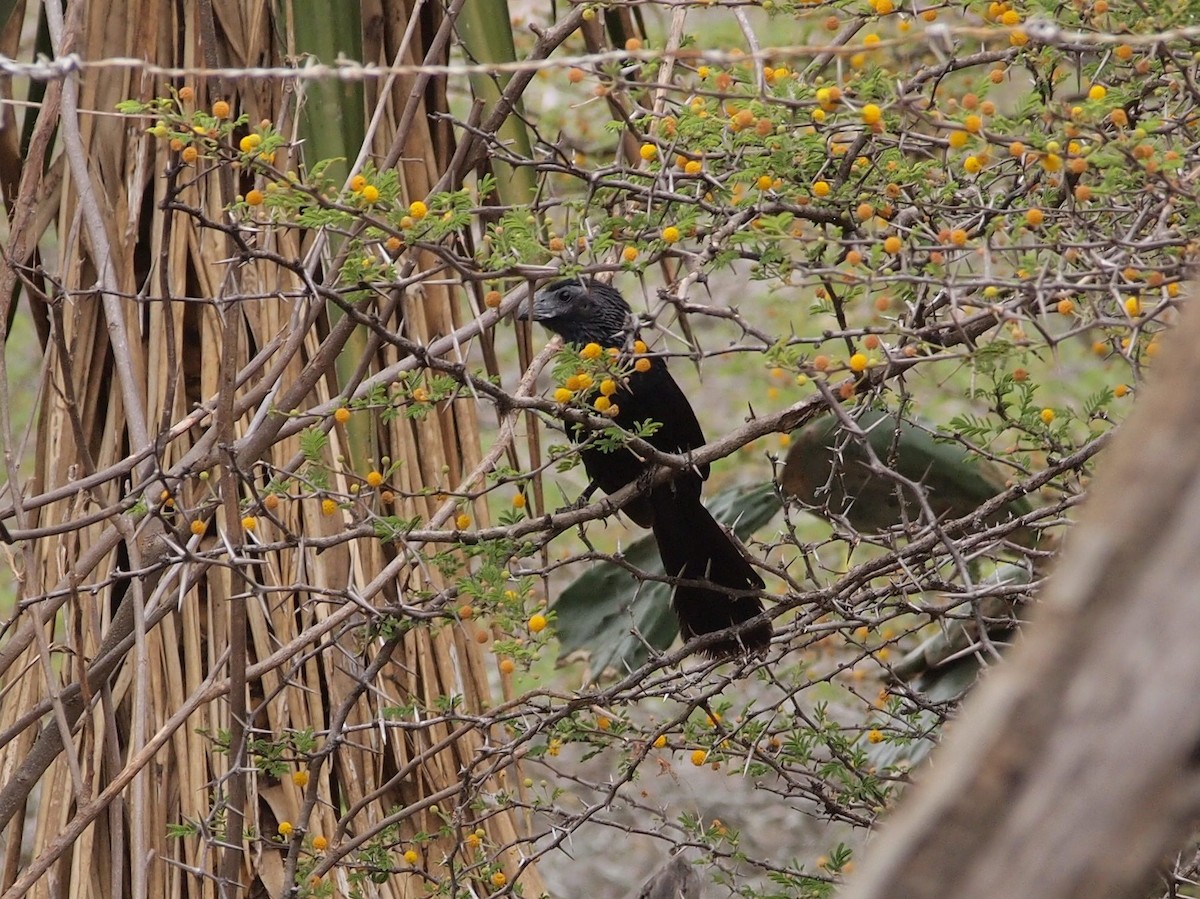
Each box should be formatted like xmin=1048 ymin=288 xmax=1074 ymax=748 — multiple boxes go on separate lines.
xmin=0 ymin=1 xmax=548 ymax=897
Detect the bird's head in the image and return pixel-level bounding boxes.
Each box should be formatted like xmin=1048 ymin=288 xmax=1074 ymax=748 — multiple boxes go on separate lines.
xmin=531 ymin=278 xmax=633 ymax=346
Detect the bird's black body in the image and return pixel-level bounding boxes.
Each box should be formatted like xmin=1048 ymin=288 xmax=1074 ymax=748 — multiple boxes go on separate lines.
xmin=532 ymin=279 xmax=771 ymax=657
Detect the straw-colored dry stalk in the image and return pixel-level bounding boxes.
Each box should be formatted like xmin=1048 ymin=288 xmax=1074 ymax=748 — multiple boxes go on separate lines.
xmin=0 ymin=1 xmax=546 ymax=897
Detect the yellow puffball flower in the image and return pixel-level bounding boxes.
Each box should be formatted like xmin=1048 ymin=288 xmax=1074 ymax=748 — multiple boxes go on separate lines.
xmin=312 ymin=835 xmax=328 ymax=851
xmin=639 ymin=143 xmax=658 ymax=161
xmin=528 ymin=613 xmax=547 ymax=633
xmin=862 ymin=103 xmax=882 ymax=125
xmin=241 ymin=515 xmax=257 ymax=531
xmin=653 ymin=735 xmax=668 ymax=748
xmin=409 ymin=200 xmax=428 ymax=219
xmin=948 ymin=129 xmax=969 ymax=149
xmin=1039 ymin=408 xmax=1056 ymax=425
xmin=366 ymin=471 xmax=384 ymax=488
xmin=581 ymin=342 xmax=603 ymax=360
xmin=849 ymin=353 xmax=869 ymax=372
xmin=404 ymin=849 xmax=419 ymax=865
xmin=361 ymin=185 xmax=380 ymax=203
xmin=690 ymin=749 xmax=707 ymax=766
xmin=278 ymin=821 xmax=293 ymax=837
xmin=553 ymin=387 xmax=573 ymax=403
xmin=455 ymin=513 xmax=471 ymax=530
xmin=512 ymin=493 xmax=526 ymax=508
xmin=963 ymin=155 xmax=982 ymax=174
xmin=292 ymin=770 xmax=310 ymax=787
xmin=321 ymin=498 xmax=338 ymax=516
xmin=189 ymin=519 xmax=206 ymax=536
xmin=593 ymin=395 xmax=612 ymax=412
xmin=1000 ymin=8 xmax=1021 ymax=25
xmin=599 ymin=378 xmax=618 ymax=396
xmin=812 ymin=180 xmax=831 ymax=197
xmin=491 ymin=872 xmax=507 ymax=888
xmin=867 ymin=729 xmax=884 ymax=744
xmin=661 ymin=225 xmax=681 ymax=244
xmin=349 ymin=173 xmax=366 ymax=192
xmin=240 ymin=133 xmax=263 ymax=153
xmin=1125 ymin=296 xmax=1142 ymax=316
xmin=1088 ymin=84 xmax=1107 ymax=101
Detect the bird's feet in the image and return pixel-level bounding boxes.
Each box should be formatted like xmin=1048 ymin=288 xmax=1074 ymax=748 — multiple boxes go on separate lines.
xmin=554 ymin=482 xmax=599 ymax=515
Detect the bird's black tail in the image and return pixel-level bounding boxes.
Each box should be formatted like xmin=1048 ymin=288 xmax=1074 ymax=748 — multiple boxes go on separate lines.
xmin=650 ymin=489 xmax=771 ymax=657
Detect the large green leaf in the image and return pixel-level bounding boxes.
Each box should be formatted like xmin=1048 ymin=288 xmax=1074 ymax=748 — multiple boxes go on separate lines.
xmin=553 ymin=483 xmax=781 ymax=678
xmin=862 ymin=562 xmax=1032 ymax=771
xmin=290 ymin=1 xmax=372 ymax=448
xmin=893 ymin=561 xmax=1032 ymax=682
xmin=291 ymin=2 xmax=365 ymax=186
xmin=780 ymin=408 xmax=1035 ymax=544
xmin=455 ymin=0 xmax=537 ymax=205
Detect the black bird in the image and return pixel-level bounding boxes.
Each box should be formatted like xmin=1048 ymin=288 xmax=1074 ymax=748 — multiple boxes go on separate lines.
xmin=531 ymin=278 xmax=771 ymax=657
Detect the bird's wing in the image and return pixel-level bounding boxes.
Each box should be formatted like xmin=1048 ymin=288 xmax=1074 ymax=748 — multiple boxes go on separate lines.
xmin=617 ymin=359 xmax=709 ymax=477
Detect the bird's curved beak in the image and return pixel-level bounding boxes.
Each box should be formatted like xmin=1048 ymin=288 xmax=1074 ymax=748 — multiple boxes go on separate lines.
xmin=530 ymin=288 xmax=557 ymax=322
